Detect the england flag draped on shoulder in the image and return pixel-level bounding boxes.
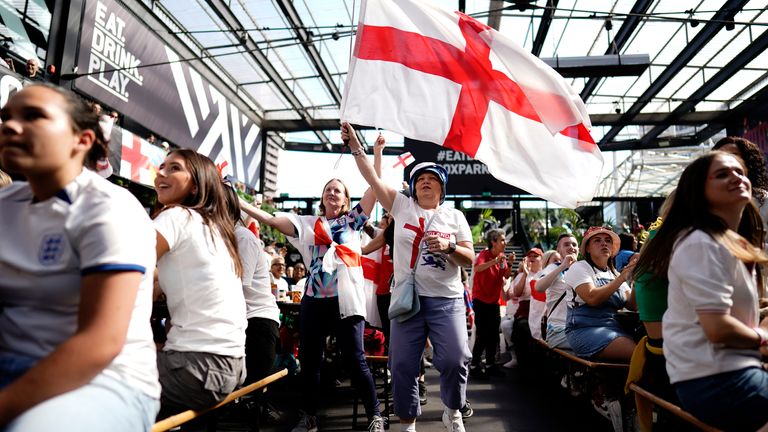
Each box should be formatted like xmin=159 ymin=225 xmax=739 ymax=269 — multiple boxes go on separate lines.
xmin=340 ymin=0 xmax=603 ymax=208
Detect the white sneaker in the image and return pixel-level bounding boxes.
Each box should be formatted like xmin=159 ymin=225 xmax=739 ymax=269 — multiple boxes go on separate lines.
xmin=291 ymin=412 xmax=318 ymax=432
xmin=442 ymin=410 xmax=466 ymax=432
xmin=502 ymin=356 xmax=517 ymax=368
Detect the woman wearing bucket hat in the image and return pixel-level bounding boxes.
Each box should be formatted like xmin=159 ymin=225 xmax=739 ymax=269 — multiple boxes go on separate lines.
xmin=343 ymin=123 xmax=474 ymax=432
xmin=562 ymin=226 xmax=637 ymax=361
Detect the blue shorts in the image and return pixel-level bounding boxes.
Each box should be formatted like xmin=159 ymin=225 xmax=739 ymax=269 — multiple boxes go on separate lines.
xmin=675 ymin=367 xmax=768 ymax=431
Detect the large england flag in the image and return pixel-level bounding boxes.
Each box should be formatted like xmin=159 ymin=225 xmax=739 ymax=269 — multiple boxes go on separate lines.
xmin=340 ymin=0 xmax=603 ymax=208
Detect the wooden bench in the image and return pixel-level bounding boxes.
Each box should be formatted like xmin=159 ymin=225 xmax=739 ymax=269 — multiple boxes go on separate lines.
xmin=352 ymin=355 xmax=390 ymax=429
xmin=628 ymin=383 xmax=722 ymax=432
xmin=151 ymin=368 xmax=288 ymax=432
xmin=535 ymin=339 xmax=631 ymax=432
xmin=536 ymin=338 xmax=630 ymax=370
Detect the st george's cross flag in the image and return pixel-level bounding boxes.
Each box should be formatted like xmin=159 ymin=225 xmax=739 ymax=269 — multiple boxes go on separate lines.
xmin=340 ymin=0 xmax=603 ymax=208
xmin=392 ymin=151 xmax=415 ymax=170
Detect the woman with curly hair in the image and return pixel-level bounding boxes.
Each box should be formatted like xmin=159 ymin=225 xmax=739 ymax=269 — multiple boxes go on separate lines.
xmin=713 ymin=137 xmax=768 ymax=230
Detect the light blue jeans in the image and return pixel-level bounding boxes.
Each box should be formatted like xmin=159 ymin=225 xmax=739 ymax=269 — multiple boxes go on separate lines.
xmin=5 ymin=373 xmax=159 ymax=431
xmin=389 ymin=296 xmax=471 ymax=418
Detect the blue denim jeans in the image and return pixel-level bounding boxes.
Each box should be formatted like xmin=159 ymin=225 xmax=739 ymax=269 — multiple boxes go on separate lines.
xmin=674 ymin=366 xmax=768 ymax=431
xmin=6 ymin=373 xmax=159 ymax=431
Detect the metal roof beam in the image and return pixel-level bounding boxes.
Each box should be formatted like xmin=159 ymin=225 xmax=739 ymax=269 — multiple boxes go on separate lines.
xmin=691 ymin=81 xmax=768 ymax=144
xmin=580 ymin=0 xmax=653 ymax=101
xmin=274 ymin=0 xmax=343 ymax=105
xmin=204 ymin=0 xmax=329 ymax=144
xmin=638 ymin=28 xmax=768 ymax=147
xmin=487 ymin=0 xmax=505 ymax=30
xmin=264 ymin=110 xmax=724 ymax=132
xmin=531 ymin=0 xmax=558 ymax=56
xmin=597 ymin=0 xmax=749 ymax=147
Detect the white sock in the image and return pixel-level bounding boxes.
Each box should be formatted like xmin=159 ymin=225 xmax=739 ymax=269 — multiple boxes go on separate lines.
xmin=400 ymin=422 xmax=416 ymax=432
xmin=445 ymin=408 xmax=460 ymax=419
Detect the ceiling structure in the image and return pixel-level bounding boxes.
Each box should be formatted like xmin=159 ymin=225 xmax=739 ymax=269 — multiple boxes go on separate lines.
xmin=148 ymin=0 xmax=768 ymax=196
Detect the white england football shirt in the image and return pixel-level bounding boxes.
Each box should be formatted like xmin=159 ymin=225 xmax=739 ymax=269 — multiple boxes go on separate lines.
xmin=0 ymin=169 xmax=160 ymax=398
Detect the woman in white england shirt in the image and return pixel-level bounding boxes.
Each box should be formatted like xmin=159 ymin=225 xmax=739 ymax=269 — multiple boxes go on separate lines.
xmin=345 ymin=123 xmax=475 ymax=432
xmin=641 ymin=151 xmax=768 ymax=431
xmin=0 ymin=84 xmax=159 ymax=430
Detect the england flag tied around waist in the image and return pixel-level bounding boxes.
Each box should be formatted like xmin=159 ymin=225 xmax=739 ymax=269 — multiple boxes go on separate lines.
xmin=340 ymin=0 xmax=603 ymax=208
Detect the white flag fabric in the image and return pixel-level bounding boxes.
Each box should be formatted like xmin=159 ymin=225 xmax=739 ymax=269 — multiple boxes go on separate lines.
xmin=340 ymin=0 xmax=603 ymax=208
xmin=391 ymin=152 xmax=415 ymax=170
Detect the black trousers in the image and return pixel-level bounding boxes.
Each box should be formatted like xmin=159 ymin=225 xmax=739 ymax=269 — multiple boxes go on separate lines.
xmin=471 ymin=299 xmax=500 ymax=367
xmin=244 ymin=317 xmax=279 ymax=431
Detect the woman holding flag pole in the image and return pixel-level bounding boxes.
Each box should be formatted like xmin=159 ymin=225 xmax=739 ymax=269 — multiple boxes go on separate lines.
xmin=238 ymin=146 xmax=385 ymax=432
xmin=343 ymin=122 xmax=474 ymax=432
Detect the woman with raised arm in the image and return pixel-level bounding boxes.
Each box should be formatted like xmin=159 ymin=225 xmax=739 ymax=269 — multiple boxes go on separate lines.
xmin=0 ymin=84 xmax=159 ymax=430
xmin=152 ymin=149 xmax=247 ymax=415
xmin=563 ymin=226 xmax=637 ymax=362
xmin=238 ymin=139 xmax=384 ymax=432
xmin=343 ymin=122 xmax=474 ymax=432
xmin=638 ymin=151 xmax=768 ymax=431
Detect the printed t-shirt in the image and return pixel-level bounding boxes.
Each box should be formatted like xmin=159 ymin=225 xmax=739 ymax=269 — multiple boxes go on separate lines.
xmin=389 ymin=193 xmax=472 ymax=298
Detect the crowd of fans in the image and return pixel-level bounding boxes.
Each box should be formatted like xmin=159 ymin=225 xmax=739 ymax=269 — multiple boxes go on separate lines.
xmin=0 ymin=83 xmax=766 ymax=432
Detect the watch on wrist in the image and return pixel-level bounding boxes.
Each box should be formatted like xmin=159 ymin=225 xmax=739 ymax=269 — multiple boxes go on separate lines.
xmin=446 ymin=241 xmax=457 ymax=254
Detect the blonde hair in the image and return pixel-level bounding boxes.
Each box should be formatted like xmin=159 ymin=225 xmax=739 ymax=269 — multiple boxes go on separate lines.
xmin=0 ymin=169 xmax=11 ymax=188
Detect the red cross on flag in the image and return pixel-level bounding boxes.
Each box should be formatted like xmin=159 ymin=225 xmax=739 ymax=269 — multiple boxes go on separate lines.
xmin=392 ymin=152 xmax=415 ymax=170
xmin=340 ymin=0 xmax=603 ymax=208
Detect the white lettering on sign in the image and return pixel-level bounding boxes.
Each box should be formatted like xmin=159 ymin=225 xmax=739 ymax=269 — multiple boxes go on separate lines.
xmin=86 ymin=0 xmax=143 ymax=101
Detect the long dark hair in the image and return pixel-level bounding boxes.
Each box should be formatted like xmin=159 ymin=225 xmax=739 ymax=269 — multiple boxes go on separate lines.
xmin=713 ymin=136 xmax=768 ymax=204
xmin=636 ymin=152 xmax=767 ymax=290
xmin=32 ymin=84 xmax=109 ymax=170
xmin=154 ymin=149 xmax=242 ymax=277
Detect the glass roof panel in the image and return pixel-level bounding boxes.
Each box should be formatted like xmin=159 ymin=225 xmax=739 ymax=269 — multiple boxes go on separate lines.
xmin=708 ymin=69 xmax=767 ymax=102
xmin=243 ymin=82 xmax=291 ymax=111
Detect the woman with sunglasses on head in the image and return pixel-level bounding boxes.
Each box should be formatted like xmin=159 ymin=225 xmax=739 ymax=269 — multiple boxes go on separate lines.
xmin=0 ymin=84 xmax=159 ymax=430
xmin=238 ymin=137 xmax=385 ymax=432
xmin=344 ymin=122 xmax=474 ymax=432
xmin=152 ymin=149 xmax=247 ymax=416
xmin=638 ymin=151 xmax=768 ymax=431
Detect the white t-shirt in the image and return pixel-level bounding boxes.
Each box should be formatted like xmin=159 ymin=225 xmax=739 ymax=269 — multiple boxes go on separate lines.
xmin=563 ymin=261 xmax=630 ymax=306
xmin=511 ymin=273 xmax=535 ymax=302
xmin=0 ymin=169 xmax=160 ymax=398
xmin=389 ymin=193 xmax=473 ymax=298
xmin=235 ymin=226 xmax=279 ymax=324
xmin=154 ymin=207 xmax=246 ymax=357
xmin=538 ymin=263 xmax=569 ymax=327
xmin=664 ymin=230 xmax=762 ymax=383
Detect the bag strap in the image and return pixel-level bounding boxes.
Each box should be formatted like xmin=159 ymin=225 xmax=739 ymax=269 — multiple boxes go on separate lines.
xmin=410 ymin=208 xmax=441 ymax=276
xmin=547 ymin=290 xmax=568 ymax=320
